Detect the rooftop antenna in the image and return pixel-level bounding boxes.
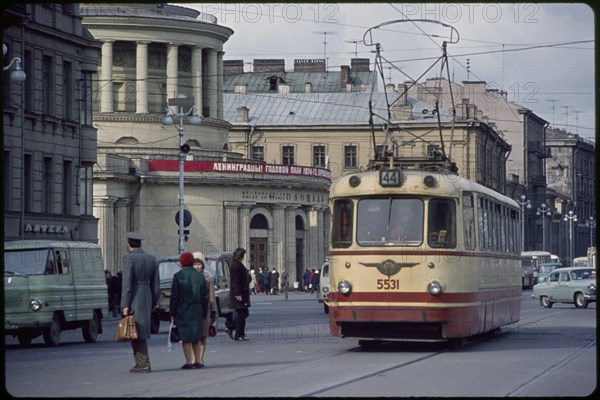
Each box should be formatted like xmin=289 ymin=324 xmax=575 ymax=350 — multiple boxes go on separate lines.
xmin=560 ymin=105 xmax=570 ymax=132
xmin=547 ymin=99 xmax=557 ymax=126
xmin=313 ymin=31 xmax=337 ymax=72
xmin=345 ymin=39 xmax=361 ymax=58
xmin=573 ymin=110 xmax=579 ymax=135
xmin=466 ymin=58 xmax=471 ymax=80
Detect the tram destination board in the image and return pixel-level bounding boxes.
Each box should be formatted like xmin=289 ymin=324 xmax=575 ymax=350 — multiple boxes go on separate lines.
xmin=379 ymin=168 xmax=402 ymax=187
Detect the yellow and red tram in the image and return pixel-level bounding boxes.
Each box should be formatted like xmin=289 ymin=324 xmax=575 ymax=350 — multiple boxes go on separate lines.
xmin=327 ymin=164 xmax=522 ymax=346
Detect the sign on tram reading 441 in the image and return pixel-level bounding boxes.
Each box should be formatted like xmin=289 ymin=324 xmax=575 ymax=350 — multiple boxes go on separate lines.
xmin=379 ymin=168 xmax=402 ymax=187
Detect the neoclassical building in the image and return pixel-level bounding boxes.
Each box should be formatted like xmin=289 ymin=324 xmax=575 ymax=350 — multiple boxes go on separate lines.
xmin=81 ymin=3 xmax=330 ymax=286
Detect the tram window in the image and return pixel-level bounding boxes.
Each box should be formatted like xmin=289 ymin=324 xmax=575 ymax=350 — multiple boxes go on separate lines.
xmin=428 ymin=198 xmax=456 ymax=248
xmin=332 ymin=199 xmax=353 ymax=248
xmin=462 ymin=193 xmax=476 ymax=250
xmin=357 ymin=198 xmax=423 ymax=246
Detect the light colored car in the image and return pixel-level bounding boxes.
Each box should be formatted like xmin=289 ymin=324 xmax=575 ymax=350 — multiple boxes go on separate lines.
xmin=319 ymin=261 xmax=330 ymax=314
xmin=531 ymin=267 xmax=596 ymax=309
xmin=151 ymin=252 xmax=233 ymax=333
xmin=535 ymin=262 xmax=562 ymax=284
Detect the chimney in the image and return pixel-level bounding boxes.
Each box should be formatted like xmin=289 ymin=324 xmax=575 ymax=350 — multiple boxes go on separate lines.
xmin=294 ymin=59 xmax=326 ymax=72
xmin=351 ymin=58 xmax=370 ymax=72
xmin=397 ymin=83 xmax=408 ymax=105
xmin=385 ymin=83 xmax=396 ymax=93
xmin=278 ymin=84 xmax=290 ymax=94
xmin=340 ymin=65 xmax=351 ymax=88
xmin=234 ymin=83 xmax=248 ymax=94
xmin=223 ymin=59 xmax=244 ymax=75
xmin=305 ymin=82 xmax=313 ymax=93
xmin=236 ymin=106 xmax=249 ymax=123
xmin=346 ymin=83 xmax=353 ymax=93
xmin=253 ymin=59 xmax=285 ymax=73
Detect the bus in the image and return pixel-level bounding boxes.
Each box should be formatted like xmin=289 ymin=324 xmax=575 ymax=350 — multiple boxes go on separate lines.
xmin=521 ymin=251 xmax=552 ymax=288
xmin=327 ymin=164 xmax=522 ymax=347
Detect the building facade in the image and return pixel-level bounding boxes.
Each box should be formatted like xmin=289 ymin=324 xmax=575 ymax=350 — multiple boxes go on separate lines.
xmin=3 ymin=4 xmax=100 ymax=243
xmin=81 ymin=3 xmax=329 ymax=286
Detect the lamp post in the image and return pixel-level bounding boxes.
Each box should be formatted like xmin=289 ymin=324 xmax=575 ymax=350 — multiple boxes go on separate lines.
xmin=162 ymin=94 xmax=201 ymax=254
xmin=564 ymin=211 xmax=578 ymax=267
xmin=585 ymin=217 xmax=595 ymax=248
xmin=536 ymin=203 xmax=552 ymax=252
xmin=517 ymin=194 xmax=532 ymax=253
xmin=3 ymin=43 xmax=26 ymax=82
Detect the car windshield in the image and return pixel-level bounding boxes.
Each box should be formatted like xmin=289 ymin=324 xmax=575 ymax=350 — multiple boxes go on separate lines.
xmin=538 ymin=266 xmax=556 ymax=273
xmin=4 ymin=249 xmax=51 ymax=275
xmin=570 ymin=268 xmax=595 ymax=280
xmin=158 ymin=261 xmax=180 ymax=281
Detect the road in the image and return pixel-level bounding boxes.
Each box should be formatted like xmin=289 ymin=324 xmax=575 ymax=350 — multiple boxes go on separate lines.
xmin=4 ymin=290 xmax=596 ymax=397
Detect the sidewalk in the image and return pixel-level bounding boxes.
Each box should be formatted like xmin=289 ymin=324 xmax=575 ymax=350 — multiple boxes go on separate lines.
xmin=250 ymin=289 xmax=319 ymax=301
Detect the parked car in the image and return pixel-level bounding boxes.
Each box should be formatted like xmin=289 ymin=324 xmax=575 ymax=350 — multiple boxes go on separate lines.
xmin=531 ymin=267 xmax=596 ymax=309
xmin=535 ymin=262 xmax=562 ymax=284
xmin=319 ymin=261 xmax=330 ymax=314
xmin=151 ymin=252 xmax=234 ymax=333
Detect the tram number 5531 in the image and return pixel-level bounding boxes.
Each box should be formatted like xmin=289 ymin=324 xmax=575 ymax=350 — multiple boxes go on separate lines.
xmin=379 ymin=169 xmax=402 ymax=187
xmin=377 ymin=278 xmax=400 ymax=290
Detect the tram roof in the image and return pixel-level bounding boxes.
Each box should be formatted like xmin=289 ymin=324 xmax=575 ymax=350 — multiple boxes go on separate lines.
xmin=330 ymin=168 xmax=519 ymax=208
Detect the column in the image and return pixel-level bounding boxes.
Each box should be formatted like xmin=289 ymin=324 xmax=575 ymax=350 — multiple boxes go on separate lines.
xmin=217 ymin=51 xmax=224 ymax=119
xmin=239 ymin=203 xmax=253 ymax=262
xmin=166 ymin=42 xmax=179 ymax=101
xmin=100 ymin=40 xmax=114 ymax=112
xmin=135 ymin=41 xmax=149 ymax=114
xmin=114 ymin=199 xmax=131 ymax=272
xmin=94 ymin=196 xmax=116 ymax=275
xmin=272 ymin=206 xmax=286 ymax=272
xmin=307 ymin=207 xmax=320 ymax=269
xmin=224 ymin=201 xmax=240 ymax=251
xmin=285 ymin=206 xmax=298 ymax=284
xmin=206 ymin=49 xmax=218 ymax=118
xmin=191 ymin=46 xmax=203 ymax=115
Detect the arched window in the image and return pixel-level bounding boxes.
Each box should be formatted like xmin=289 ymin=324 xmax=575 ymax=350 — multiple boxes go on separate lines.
xmin=250 ymin=214 xmax=269 ymax=229
xmin=295 ymin=215 xmax=305 ymax=230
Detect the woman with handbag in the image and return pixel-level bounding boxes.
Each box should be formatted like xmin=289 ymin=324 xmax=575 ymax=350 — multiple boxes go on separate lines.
xmin=169 ymin=252 xmax=208 ymax=369
xmin=192 ymin=252 xmax=218 ymax=368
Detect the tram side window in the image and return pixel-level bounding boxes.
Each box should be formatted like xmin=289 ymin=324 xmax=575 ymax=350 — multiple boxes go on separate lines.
xmin=462 ymin=193 xmax=476 ymax=250
xmin=428 ymin=198 xmax=456 ymax=248
xmin=332 ymin=199 xmax=353 ymax=248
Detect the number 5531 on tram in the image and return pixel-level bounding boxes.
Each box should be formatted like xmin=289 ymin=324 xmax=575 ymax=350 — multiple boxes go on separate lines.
xmin=327 ymin=167 xmax=522 ymax=346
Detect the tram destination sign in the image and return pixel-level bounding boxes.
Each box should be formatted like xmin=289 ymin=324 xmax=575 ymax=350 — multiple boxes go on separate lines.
xmin=379 ymin=168 xmax=402 ymax=187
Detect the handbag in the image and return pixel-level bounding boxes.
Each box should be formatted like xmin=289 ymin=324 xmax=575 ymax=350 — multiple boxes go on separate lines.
xmin=115 ymin=314 xmax=138 ymax=341
xmin=208 ymin=322 xmax=217 ymax=337
xmin=169 ymin=321 xmax=180 ymax=343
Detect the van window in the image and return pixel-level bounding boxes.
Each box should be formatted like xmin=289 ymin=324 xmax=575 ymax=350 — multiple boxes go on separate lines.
xmin=55 ymin=250 xmax=69 ymax=274
xmin=5 ymin=249 xmax=52 ymax=275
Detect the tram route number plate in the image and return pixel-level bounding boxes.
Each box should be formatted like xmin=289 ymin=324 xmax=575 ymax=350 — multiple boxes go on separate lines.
xmin=379 ymin=168 xmax=402 ymax=187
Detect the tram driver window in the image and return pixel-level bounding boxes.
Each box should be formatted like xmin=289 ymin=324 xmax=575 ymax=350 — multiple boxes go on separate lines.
xmin=357 ymin=198 xmax=423 ymax=246
xmin=332 ymin=199 xmax=353 ymax=248
xmin=428 ymin=198 xmax=456 ymax=248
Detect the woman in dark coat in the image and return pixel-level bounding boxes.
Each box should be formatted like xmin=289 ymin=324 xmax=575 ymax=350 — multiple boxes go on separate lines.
xmin=228 ymin=248 xmax=250 ymax=341
xmin=170 ymin=252 xmax=208 ymax=369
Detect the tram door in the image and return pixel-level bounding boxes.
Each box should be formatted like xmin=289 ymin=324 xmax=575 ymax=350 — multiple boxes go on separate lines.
xmin=250 ymin=238 xmax=268 ymax=272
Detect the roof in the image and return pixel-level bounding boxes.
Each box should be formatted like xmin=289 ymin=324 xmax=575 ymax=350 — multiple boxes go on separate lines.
xmin=4 ymin=240 xmax=100 ymax=250
xmin=223 ymin=92 xmax=454 ymax=127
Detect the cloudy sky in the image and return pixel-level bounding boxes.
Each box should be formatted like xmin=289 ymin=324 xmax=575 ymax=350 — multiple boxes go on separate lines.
xmin=186 ymin=3 xmax=595 ymax=142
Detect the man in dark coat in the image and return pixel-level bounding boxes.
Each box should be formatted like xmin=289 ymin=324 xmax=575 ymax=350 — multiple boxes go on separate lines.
xmin=228 ymin=248 xmax=250 ymax=341
xmin=121 ymin=232 xmax=159 ymax=373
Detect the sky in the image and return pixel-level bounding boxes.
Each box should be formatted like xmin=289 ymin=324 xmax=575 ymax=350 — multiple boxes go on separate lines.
xmin=185 ymin=3 xmax=595 ymax=142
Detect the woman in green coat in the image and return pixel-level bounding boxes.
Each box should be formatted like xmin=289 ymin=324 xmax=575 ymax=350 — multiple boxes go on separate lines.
xmin=170 ymin=252 xmax=208 ymax=369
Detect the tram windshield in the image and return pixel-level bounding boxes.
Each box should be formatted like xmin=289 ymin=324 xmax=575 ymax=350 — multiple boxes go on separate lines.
xmin=357 ymin=198 xmax=423 ymax=246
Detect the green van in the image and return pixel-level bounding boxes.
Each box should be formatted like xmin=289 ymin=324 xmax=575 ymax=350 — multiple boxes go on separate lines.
xmin=4 ymin=240 xmax=109 ymax=346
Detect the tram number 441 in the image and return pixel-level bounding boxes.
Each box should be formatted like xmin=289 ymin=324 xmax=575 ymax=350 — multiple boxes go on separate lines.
xmin=376 ymin=278 xmax=400 ymax=290
xmin=379 ymin=169 xmax=402 ymax=187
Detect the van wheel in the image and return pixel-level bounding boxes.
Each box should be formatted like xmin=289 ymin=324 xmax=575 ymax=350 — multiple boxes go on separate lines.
xmin=83 ymin=311 xmax=100 ymax=342
xmin=43 ymin=313 xmax=62 ymax=346
xmin=150 ymin=314 xmax=160 ymax=334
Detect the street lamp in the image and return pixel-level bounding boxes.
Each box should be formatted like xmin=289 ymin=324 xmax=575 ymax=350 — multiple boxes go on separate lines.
xmin=3 ymin=43 xmax=26 ymax=82
xmin=564 ymin=211 xmax=578 ymax=267
xmin=585 ymin=217 xmax=595 ymax=248
xmin=163 ymin=94 xmax=201 ymax=254
xmin=517 ymin=195 xmax=532 ymax=253
xmin=536 ymin=203 xmax=552 ymax=252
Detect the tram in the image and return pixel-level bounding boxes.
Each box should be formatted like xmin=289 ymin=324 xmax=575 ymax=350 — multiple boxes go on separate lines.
xmin=327 ymin=160 xmax=522 ymax=346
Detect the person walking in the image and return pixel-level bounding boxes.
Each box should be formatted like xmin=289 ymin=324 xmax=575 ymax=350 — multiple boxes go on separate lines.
xmin=270 ymin=268 xmax=280 ymax=295
xmin=303 ymin=268 xmax=311 ymax=292
xmin=249 ymin=269 xmax=257 ymax=295
xmin=170 ymin=251 xmax=208 ymax=369
xmin=256 ymin=267 xmax=264 ymax=293
xmin=311 ymin=269 xmax=320 ymax=295
xmin=228 ymin=248 xmax=250 ymax=341
xmin=262 ymin=267 xmax=271 ymax=295
xmin=192 ymin=252 xmax=216 ymax=368
xmin=120 ymin=232 xmax=159 ymax=373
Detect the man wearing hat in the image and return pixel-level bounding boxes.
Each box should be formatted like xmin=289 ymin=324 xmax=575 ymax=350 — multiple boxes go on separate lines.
xmin=121 ymin=232 xmax=159 ymax=373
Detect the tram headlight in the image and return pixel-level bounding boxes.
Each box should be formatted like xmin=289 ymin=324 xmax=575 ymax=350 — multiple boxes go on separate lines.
xmin=428 ymin=281 xmax=443 ymax=296
xmin=338 ymin=280 xmax=352 ymax=296
xmin=29 ymin=298 xmax=43 ymax=312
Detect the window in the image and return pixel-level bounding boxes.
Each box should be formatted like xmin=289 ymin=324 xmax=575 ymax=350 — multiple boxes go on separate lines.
xmin=43 ymin=157 xmax=53 ymax=214
xmin=376 ymin=145 xmax=389 ymax=159
xmin=462 ymin=193 xmax=476 ymax=250
xmin=357 ymin=198 xmax=423 ymax=246
xmin=344 ymin=145 xmax=357 ymax=168
xmin=24 ymin=50 xmax=32 ymax=112
xmin=313 ymin=145 xmax=326 ymax=167
xmin=42 ymin=56 xmax=53 ymax=115
xmin=79 ymin=164 xmax=93 ymax=215
xmin=80 ymin=71 xmax=93 ymax=126
xmin=63 ymin=160 xmax=73 ymax=215
xmin=4 ymin=151 xmax=10 ymax=211
xmin=24 ymin=154 xmax=32 ymax=212
xmin=62 ymin=61 xmax=73 ymax=120
xmin=282 ymin=146 xmax=294 ymax=165
xmin=428 ymin=198 xmax=456 ymax=248
xmin=251 ymin=145 xmax=264 ymax=161
xmin=332 ymin=199 xmax=353 ymax=248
